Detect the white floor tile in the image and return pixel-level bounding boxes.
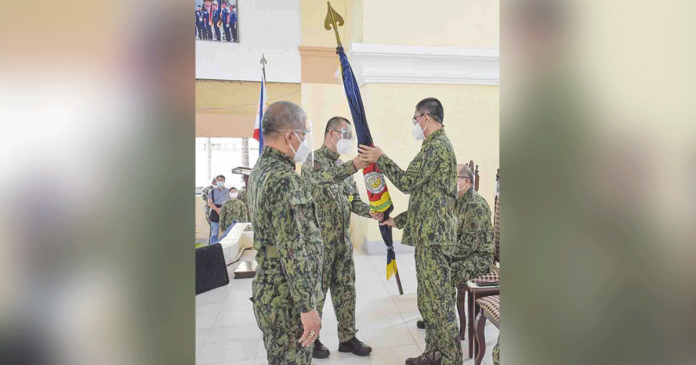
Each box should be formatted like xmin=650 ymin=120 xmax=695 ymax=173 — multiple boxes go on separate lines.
xmin=214 ymin=309 xmax=258 ymax=327
xmin=369 ymin=344 xmax=422 ymax=365
xmin=197 ymin=314 xmax=219 ymax=331
xmin=207 ymin=324 xmax=263 ymax=343
xmin=360 ymin=322 xmax=416 ymax=349
xmin=314 ymin=351 xmax=372 ymax=365
xmin=255 ymin=339 xmax=266 ymax=361
xmin=197 ymin=339 xmax=259 ymax=365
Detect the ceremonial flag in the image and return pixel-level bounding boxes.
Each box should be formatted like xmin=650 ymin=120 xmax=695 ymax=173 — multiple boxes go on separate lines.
xmin=252 ymin=71 xmax=267 ymax=154
xmin=337 ymin=46 xmax=401 ymax=291
xmin=326 ymin=2 xmax=402 ymax=293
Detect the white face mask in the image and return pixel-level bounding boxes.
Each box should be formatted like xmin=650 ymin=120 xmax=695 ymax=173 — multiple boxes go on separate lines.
xmin=333 ymin=134 xmax=352 ymax=155
xmin=411 ymin=118 xmax=428 ymax=141
xmin=289 ymin=131 xmax=311 ymax=163
xmin=457 ymin=180 xmax=466 ymax=194
xmin=336 ymin=139 xmax=351 ymax=154
xmin=230 ymin=192 xmax=238 ymax=199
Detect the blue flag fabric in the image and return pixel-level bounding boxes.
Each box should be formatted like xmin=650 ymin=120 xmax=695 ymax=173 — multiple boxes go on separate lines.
xmin=337 ymin=47 xmax=399 ymax=282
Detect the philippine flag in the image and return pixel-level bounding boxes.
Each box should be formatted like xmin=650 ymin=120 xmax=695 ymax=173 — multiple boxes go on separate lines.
xmin=252 ymin=73 xmax=267 ymax=154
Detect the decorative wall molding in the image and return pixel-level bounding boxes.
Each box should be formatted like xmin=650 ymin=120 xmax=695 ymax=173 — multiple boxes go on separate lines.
xmin=298 ymin=46 xmax=341 ymax=84
xmin=344 ymin=43 xmax=499 ymax=86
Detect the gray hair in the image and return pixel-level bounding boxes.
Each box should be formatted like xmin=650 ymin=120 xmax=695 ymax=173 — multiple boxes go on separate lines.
xmin=458 ymin=164 xmax=474 ymax=182
xmin=262 ymin=101 xmax=307 ymax=139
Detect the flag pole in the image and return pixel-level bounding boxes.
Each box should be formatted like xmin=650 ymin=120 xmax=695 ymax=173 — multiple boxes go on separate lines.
xmin=326 ymin=2 xmax=403 ymax=295
xmin=260 ymin=54 xmax=267 ymax=79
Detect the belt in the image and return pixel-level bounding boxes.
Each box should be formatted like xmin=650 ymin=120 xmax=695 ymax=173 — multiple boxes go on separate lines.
xmin=266 ymin=246 xmax=279 ymax=259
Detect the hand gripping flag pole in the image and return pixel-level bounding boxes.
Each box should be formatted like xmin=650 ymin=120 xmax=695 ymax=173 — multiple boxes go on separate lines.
xmin=325 ymin=2 xmax=403 ymax=295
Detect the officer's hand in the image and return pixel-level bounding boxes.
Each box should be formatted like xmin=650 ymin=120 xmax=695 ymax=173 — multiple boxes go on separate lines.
xmin=379 ymin=217 xmax=395 ymax=227
xmin=358 ymin=145 xmax=383 ymax=164
xmin=299 ymin=309 xmax=321 ymax=347
xmin=370 ymin=211 xmax=384 ymax=221
xmin=352 ymin=155 xmax=370 ymax=170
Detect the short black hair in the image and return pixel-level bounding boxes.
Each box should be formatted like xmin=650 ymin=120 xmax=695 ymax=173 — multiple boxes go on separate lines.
xmin=324 ymin=116 xmax=351 ymax=136
xmin=230 ymin=187 xmax=238 ymax=192
xmin=415 ymin=97 xmax=444 ymax=124
xmin=215 ymin=175 xmax=225 ymax=181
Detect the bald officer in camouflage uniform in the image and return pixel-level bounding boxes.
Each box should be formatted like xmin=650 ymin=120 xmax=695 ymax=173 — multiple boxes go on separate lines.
xmin=359 ymin=97 xmax=462 ymax=365
xmin=301 ymin=117 xmax=378 ymax=359
xmin=451 ymin=164 xmax=495 ymax=286
xmin=249 ymin=101 xmax=323 ymax=365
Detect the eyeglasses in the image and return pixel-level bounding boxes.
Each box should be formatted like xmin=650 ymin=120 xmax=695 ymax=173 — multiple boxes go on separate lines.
xmin=412 ymin=113 xmax=440 ymax=125
xmin=329 ymin=128 xmax=354 ymax=140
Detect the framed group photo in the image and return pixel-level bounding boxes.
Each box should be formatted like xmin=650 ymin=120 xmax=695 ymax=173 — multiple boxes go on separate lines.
xmin=196 ymin=0 xmax=239 ymax=43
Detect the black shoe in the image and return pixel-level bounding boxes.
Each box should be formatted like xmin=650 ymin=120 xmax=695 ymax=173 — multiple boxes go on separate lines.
xmin=405 ymin=351 xmax=442 ymax=365
xmin=312 ymin=339 xmax=330 ymax=359
xmin=338 ymin=337 xmax=372 ymax=356
xmin=416 ymin=319 xmax=426 ymax=329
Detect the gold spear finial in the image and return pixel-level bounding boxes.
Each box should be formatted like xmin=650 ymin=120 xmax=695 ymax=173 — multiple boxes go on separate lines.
xmin=324 ymin=1 xmax=344 ymax=48
xmin=260 ymin=54 xmax=267 ymax=78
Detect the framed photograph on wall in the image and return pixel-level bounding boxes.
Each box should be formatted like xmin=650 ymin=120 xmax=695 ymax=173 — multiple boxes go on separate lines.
xmin=195 ymin=0 xmax=239 ymax=43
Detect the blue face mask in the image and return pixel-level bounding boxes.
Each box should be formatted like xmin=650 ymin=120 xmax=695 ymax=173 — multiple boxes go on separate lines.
xmin=216 ymin=181 xmax=224 ymax=188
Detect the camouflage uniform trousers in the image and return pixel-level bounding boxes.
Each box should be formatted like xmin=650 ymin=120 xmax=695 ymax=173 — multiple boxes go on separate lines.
xmin=493 ymin=337 xmax=500 ymax=365
xmin=416 ymin=245 xmax=463 ymax=365
xmin=252 ymin=259 xmax=313 ymax=365
xmin=316 ymin=240 xmax=357 ymax=342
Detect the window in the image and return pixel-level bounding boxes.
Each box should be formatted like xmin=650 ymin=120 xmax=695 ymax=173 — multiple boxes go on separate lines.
xmin=195 ymin=137 xmax=260 ymax=191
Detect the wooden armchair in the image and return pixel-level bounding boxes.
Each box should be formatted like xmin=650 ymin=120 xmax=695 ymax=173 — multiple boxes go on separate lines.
xmin=475 ymin=295 xmax=500 ymax=365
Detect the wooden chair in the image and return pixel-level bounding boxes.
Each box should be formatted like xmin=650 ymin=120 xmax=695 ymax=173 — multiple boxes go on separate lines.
xmin=475 ymin=295 xmax=500 ymax=365
xmin=457 ymin=168 xmax=500 ymax=360
xmin=465 ymin=160 xmax=480 ymax=192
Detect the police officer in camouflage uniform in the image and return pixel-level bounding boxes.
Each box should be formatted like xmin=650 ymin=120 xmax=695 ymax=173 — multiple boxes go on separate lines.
xmin=301 ymin=117 xmax=378 ymax=359
xmin=219 ymin=187 xmax=249 ymax=232
xmin=417 ymin=164 xmax=495 ymax=328
xmin=359 ymin=98 xmax=462 ymax=365
xmin=201 ymin=178 xmax=216 ymax=225
xmin=249 ymin=101 xmax=323 ymax=365
xmin=451 ymin=164 xmax=495 ymax=286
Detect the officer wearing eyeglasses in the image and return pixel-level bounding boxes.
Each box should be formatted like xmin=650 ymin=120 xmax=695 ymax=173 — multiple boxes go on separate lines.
xmin=301 ymin=116 xmax=380 ymax=359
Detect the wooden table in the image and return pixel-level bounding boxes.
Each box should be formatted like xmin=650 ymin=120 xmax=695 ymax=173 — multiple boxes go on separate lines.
xmin=457 ymin=281 xmax=500 ymax=358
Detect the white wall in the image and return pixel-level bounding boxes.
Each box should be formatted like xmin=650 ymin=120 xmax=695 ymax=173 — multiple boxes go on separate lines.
xmin=195 ymin=0 xmax=302 ymax=82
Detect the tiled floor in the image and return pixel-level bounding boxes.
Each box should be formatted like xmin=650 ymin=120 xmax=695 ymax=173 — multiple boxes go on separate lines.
xmin=196 ymin=251 xmax=499 ymax=365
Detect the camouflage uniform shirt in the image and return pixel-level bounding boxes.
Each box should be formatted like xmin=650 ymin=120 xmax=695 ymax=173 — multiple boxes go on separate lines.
xmin=301 ymin=145 xmax=371 ymax=246
xmin=249 ymin=146 xmax=324 ymax=313
xmin=377 ymin=128 xmax=458 ymax=246
xmin=219 ymin=198 xmax=250 ymax=231
xmin=452 ymin=187 xmax=495 ymax=286
xmin=201 ymin=185 xmax=214 ymax=220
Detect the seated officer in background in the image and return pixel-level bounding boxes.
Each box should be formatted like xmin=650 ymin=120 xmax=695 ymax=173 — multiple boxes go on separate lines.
xmin=417 ymin=164 xmax=495 ymax=329
xmin=301 ymin=116 xmax=378 ymax=359
xmin=219 ymin=187 xmax=249 ymax=232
